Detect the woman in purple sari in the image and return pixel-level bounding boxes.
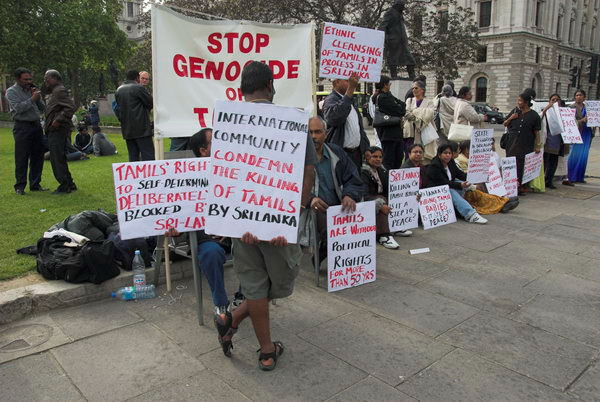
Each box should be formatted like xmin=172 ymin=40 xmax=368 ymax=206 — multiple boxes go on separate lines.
xmin=568 ymin=89 xmax=594 ymax=183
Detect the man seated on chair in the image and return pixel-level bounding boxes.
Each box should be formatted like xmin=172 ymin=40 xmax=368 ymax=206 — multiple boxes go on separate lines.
xmin=307 ymin=116 xmax=364 ymax=264
xmin=165 ymin=128 xmax=243 ymax=352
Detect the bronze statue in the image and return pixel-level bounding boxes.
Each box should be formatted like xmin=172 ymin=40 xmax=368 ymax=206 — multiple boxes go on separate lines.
xmin=108 ymin=59 xmax=119 ymax=88
xmin=379 ymin=0 xmax=416 ymax=80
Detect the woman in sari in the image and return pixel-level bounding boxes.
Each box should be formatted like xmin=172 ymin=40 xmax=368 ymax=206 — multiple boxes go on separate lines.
xmin=568 ymin=89 xmax=593 ymax=183
xmin=404 ymin=80 xmax=436 ymax=163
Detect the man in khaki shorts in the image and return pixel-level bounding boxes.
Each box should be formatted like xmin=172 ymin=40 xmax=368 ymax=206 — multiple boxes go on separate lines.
xmin=214 ymin=61 xmax=316 ymax=371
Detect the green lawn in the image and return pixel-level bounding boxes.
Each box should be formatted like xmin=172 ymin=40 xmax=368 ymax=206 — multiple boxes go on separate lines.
xmin=0 ymin=127 xmax=170 ymax=281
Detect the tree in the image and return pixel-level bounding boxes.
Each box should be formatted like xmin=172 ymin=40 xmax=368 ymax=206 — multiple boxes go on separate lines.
xmin=0 ymin=0 xmax=131 ymax=105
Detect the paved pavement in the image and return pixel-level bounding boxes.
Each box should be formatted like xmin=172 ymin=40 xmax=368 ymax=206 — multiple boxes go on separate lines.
xmin=2 ymin=136 xmax=600 ymax=401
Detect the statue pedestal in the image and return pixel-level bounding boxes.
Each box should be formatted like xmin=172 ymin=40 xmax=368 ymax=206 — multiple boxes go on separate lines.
xmin=390 ymin=78 xmax=413 ymax=101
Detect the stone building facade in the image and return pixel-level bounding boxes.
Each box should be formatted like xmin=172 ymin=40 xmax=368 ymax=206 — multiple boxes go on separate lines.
xmin=117 ymin=0 xmax=145 ymax=41
xmin=423 ymin=0 xmax=600 ymax=112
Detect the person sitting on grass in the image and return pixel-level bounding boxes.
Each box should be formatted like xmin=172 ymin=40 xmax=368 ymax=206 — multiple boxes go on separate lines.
xmin=74 ymin=123 xmax=94 ymax=154
xmin=91 ymin=126 xmax=117 ymax=156
xmin=360 ymin=146 xmax=407 ymax=250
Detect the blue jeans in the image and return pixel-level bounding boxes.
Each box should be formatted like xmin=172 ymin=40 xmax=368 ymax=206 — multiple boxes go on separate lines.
xmin=197 ymin=241 xmax=228 ymax=307
xmin=449 ymin=188 xmax=476 ymax=220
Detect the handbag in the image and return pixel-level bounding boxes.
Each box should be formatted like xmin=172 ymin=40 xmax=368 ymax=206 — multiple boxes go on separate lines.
xmin=421 ymin=123 xmax=439 ymax=145
xmin=447 ymin=123 xmax=473 ymax=141
xmin=373 ymin=95 xmax=402 ymax=128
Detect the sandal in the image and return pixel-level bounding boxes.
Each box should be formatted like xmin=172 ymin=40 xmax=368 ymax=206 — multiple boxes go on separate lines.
xmin=257 ymin=341 xmax=284 ymax=371
xmin=214 ymin=310 xmax=236 ymax=357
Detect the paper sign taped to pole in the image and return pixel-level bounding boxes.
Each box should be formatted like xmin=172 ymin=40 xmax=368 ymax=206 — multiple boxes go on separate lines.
xmin=205 ymin=100 xmax=308 ymax=243
xmin=112 ymin=158 xmax=211 ymax=240
xmin=151 ymin=4 xmax=313 ymax=137
xmin=501 ymin=157 xmax=519 ymax=197
xmin=319 ymin=22 xmax=384 ymax=83
xmin=418 ymin=185 xmax=456 ymax=230
xmin=387 ymin=168 xmax=420 ymax=232
xmin=327 ymin=201 xmax=376 ymax=292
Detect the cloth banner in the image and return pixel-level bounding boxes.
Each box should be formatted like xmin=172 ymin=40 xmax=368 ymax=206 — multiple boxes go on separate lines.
xmin=559 ymin=107 xmax=583 ymax=144
xmin=112 ymin=158 xmax=210 ymax=240
xmin=418 ymin=185 xmax=456 ymax=230
xmin=387 ymin=168 xmax=420 ymax=232
xmin=467 ymin=128 xmax=494 ymax=183
xmin=522 ymin=151 xmax=543 ymax=184
xmin=586 ymin=101 xmax=600 ymax=127
xmin=486 ymin=158 xmax=507 ymax=197
xmin=501 ymin=157 xmax=519 ymax=197
xmin=205 ymin=100 xmax=308 ymax=243
xmin=327 ymin=201 xmax=376 ymax=292
xmin=319 ymin=22 xmax=384 ymax=83
xmin=151 ymin=4 xmax=313 ymax=138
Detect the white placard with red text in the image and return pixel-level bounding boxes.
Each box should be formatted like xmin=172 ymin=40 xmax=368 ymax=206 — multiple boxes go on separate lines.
xmin=151 ymin=4 xmax=313 ymax=137
xmin=501 ymin=157 xmax=519 ymax=197
xmin=327 ymin=201 xmax=376 ymax=292
xmin=522 ymin=151 xmax=544 ymax=184
xmin=486 ymin=158 xmax=507 ymax=197
xmin=418 ymin=185 xmax=456 ymax=230
xmin=388 ymin=168 xmax=420 ymax=232
xmin=112 ymin=158 xmax=210 ymax=240
xmin=559 ymin=107 xmax=583 ymax=144
xmin=205 ymin=100 xmax=308 ymax=243
xmin=319 ymin=22 xmax=384 ymax=83
xmin=586 ymin=101 xmax=600 ymax=127
xmin=467 ymin=128 xmax=494 ymax=183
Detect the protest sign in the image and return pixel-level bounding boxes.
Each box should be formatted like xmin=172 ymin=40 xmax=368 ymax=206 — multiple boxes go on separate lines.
xmin=486 ymin=158 xmax=507 ymax=197
xmin=319 ymin=22 xmax=384 ymax=83
xmin=558 ymin=107 xmax=583 ymax=144
xmin=467 ymin=128 xmax=494 ymax=183
xmin=112 ymin=158 xmax=210 ymax=240
xmin=151 ymin=4 xmax=313 ymax=137
xmin=327 ymin=201 xmax=376 ymax=292
xmin=387 ymin=168 xmax=420 ymax=232
xmin=501 ymin=157 xmax=519 ymax=197
xmin=522 ymin=151 xmax=543 ymax=184
xmin=204 ymin=100 xmax=308 ymax=243
xmin=418 ymin=185 xmax=456 ymax=230
xmin=586 ymin=101 xmax=600 ymax=127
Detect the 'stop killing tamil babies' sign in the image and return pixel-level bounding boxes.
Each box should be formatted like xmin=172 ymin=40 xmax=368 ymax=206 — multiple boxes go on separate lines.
xmin=319 ymin=22 xmax=384 ymax=83
xmin=205 ymin=100 xmax=309 ymax=243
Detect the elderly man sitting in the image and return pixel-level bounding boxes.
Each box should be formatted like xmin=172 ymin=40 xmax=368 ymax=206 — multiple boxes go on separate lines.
xmin=307 ymin=116 xmax=364 ymax=263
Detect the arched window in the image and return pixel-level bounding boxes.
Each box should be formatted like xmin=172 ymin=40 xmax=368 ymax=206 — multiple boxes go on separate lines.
xmin=475 ymin=77 xmax=488 ymax=102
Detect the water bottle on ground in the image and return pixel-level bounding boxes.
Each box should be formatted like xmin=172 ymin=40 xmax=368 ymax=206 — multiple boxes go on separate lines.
xmin=132 ymin=250 xmax=146 ymax=286
xmin=111 ymin=285 xmax=156 ymax=300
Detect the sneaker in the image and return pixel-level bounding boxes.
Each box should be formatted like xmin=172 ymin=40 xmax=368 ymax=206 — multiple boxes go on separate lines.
xmin=393 ymin=230 xmax=413 ymax=237
xmin=231 ymin=292 xmax=245 ymax=309
xmin=378 ymin=236 xmax=400 ymax=249
xmin=467 ymin=212 xmax=488 ymax=224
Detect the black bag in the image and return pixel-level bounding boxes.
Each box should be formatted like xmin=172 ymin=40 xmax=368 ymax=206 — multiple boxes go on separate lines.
xmin=373 ymin=95 xmax=402 ymax=128
xmin=80 ymin=241 xmax=120 ymax=284
xmin=107 ymin=232 xmax=153 ymax=271
xmin=500 ymin=130 xmax=513 ymax=150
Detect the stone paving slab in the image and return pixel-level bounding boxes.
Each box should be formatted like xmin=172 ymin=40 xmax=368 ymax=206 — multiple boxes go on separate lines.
xmin=198 ymin=332 xmax=367 ymax=401
xmin=0 ymin=352 xmax=84 ymax=401
xmin=51 ymin=322 xmax=205 ymax=402
xmin=375 ymin=251 xmax=450 ymax=285
xmin=437 ymin=312 xmax=596 ymax=390
xmin=568 ymin=361 xmax=600 ymax=401
xmin=397 ymin=349 xmax=572 ymax=401
xmin=298 ymin=310 xmax=454 ymax=387
xmin=327 ymin=376 xmax=417 ymax=402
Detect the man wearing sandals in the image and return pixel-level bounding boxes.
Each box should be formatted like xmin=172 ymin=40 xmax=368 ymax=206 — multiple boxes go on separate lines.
xmin=215 ymin=61 xmax=316 ymax=371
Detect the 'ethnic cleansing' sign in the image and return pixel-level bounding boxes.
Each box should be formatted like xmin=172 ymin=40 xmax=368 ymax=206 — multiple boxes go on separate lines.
xmin=205 ymin=100 xmax=309 ymax=243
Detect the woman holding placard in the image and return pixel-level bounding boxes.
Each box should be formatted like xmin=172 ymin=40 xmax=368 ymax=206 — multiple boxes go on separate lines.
xmin=542 ymin=94 xmax=568 ymax=189
xmin=401 ymin=143 xmax=428 ymax=188
xmin=567 ymin=89 xmax=593 ymax=183
xmin=404 ymin=81 xmax=436 ymax=162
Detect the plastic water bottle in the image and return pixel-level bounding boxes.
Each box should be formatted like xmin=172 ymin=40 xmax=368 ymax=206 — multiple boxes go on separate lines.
xmin=132 ymin=250 xmax=146 ymax=286
xmin=111 ymin=285 xmax=156 ymax=300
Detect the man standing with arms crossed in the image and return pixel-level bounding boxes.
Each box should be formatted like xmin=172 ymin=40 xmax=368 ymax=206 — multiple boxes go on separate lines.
xmin=44 ymin=70 xmax=77 ymax=194
xmin=215 ymin=61 xmax=316 ymax=371
xmin=6 ymin=68 xmax=47 ymax=195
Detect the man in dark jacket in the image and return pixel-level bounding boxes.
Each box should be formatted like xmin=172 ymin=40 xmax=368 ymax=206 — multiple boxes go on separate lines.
xmin=322 ymin=73 xmax=370 ymax=169
xmin=373 ymin=75 xmax=406 ymax=170
xmin=308 ymin=116 xmax=364 ymax=262
xmin=115 ymin=69 xmax=154 ymax=161
xmin=43 ymin=70 xmax=77 ymax=194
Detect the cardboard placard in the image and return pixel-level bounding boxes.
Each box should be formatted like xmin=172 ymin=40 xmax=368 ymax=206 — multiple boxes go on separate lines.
xmin=467 ymin=128 xmax=494 ymax=183
xmin=151 ymin=5 xmax=313 ymax=137
xmin=586 ymin=101 xmax=600 ymax=127
xmin=112 ymin=158 xmax=211 ymax=240
xmin=205 ymin=100 xmax=308 ymax=243
xmin=327 ymin=201 xmax=376 ymax=292
xmin=522 ymin=151 xmax=544 ymax=184
xmin=418 ymin=185 xmax=456 ymax=230
xmin=559 ymin=107 xmax=583 ymax=144
xmin=319 ymin=22 xmax=384 ymax=83
xmin=387 ymin=168 xmax=420 ymax=232
xmin=486 ymin=158 xmax=507 ymax=197
xmin=501 ymin=157 xmax=519 ymax=197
